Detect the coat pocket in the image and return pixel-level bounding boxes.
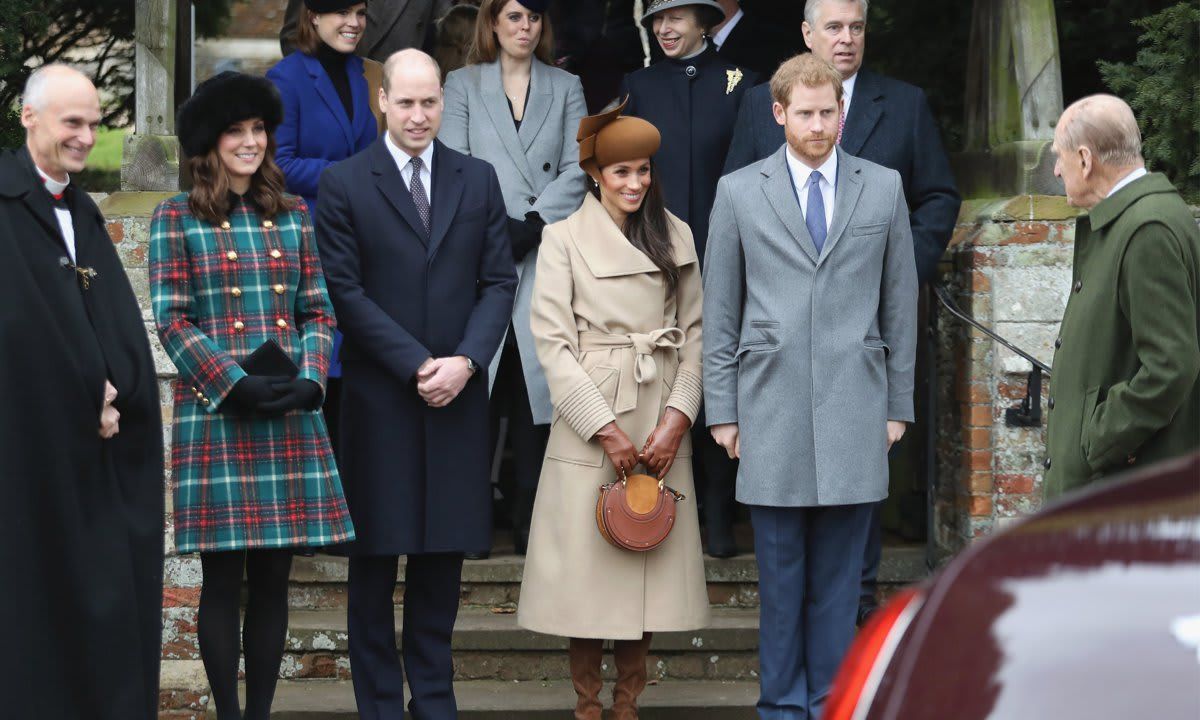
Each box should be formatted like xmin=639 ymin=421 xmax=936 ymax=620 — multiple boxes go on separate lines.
xmin=737 ymin=320 xmax=781 ymax=357
xmin=1079 ymin=385 xmax=1102 ymax=470
xmin=546 ymin=365 xmax=619 ymax=467
xmin=852 ymin=221 xmax=889 ymax=236
xmin=864 ymin=335 xmax=891 ymax=358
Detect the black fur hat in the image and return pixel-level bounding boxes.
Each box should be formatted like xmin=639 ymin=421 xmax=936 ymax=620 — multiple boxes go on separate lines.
xmin=176 ymin=72 xmax=283 ymax=158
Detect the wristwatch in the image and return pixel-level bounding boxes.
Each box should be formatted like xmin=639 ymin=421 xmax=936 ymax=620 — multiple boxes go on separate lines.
xmin=464 ymin=356 xmax=477 ymax=374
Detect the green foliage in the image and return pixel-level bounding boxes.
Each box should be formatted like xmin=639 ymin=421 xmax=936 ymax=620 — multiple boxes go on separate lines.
xmin=1098 ymin=3 xmax=1199 ymax=200
xmin=0 ymin=0 xmax=234 ymax=149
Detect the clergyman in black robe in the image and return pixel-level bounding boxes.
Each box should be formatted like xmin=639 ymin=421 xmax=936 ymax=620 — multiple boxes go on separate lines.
xmin=0 ymin=64 xmax=164 ymax=720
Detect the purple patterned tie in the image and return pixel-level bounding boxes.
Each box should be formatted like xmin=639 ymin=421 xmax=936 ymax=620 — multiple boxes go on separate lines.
xmin=409 ymin=156 xmax=430 ymax=233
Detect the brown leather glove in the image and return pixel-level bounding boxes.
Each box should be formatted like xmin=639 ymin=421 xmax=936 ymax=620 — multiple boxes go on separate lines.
xmin=594 ymin=421 xmax=638 ymax=481
xmin=640 ymin=407 xmax=692 ymax=479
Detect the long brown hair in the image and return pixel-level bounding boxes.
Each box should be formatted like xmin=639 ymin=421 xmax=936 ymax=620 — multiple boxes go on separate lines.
xmin=187 ymin=130 xmax=293 ymax=225
xmin=467 ymin=0 xmax=555 ymax=65
xmin=589 ymin=161 xmax=679 ymax=293
xmin=293 ymin=8 xmax=322 ymax=55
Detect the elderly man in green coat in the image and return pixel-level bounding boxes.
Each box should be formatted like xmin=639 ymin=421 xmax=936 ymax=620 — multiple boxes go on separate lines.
xmin=1044 ymin=94 xmax=1200 ymax=500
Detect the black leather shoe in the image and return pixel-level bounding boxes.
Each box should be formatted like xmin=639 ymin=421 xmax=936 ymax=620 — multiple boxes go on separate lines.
xmin=856 ymin=600 xmax=879 ymax=628
xmin=464 ymin=551 xmax=490 ymax=560
xmin=705 ymin=527 xmax=739 ymax=559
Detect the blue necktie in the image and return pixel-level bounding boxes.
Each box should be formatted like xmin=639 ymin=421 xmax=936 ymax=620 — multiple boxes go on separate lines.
xmin=806 ymin=170 xmax=827 ymax=255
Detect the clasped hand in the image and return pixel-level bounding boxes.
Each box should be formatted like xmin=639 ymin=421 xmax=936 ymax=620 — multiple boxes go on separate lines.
xmin=99 ymin=380 xmax=120 ymax=439
xmin=417 ymin=356 xmax=474 ymax=408
xmin=595 ymin=408 xmax=691 ymax=481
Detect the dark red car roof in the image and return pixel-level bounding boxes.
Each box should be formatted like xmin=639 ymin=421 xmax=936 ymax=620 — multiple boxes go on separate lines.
xmin=868 ymin=453 xmax=1200 ymax=720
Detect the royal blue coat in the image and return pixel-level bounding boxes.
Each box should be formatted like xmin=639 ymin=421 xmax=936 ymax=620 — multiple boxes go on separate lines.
xmin=267 ymin=50 xmax=379 ymax=213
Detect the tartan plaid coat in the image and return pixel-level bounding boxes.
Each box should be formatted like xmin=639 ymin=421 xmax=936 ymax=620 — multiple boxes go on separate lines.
xmin=150 ymin=192 xmax=355 ymax=553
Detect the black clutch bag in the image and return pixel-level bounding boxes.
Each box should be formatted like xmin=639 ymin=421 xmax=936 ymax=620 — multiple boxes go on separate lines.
xmin=241 ymin=339 xmax=300 ymax=378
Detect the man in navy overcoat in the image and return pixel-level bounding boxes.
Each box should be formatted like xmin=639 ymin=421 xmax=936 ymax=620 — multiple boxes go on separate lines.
xmin=723 ymin=0 xmax=961 ymax=621
xmin=316 ymin=49 xmax=516 ymax=719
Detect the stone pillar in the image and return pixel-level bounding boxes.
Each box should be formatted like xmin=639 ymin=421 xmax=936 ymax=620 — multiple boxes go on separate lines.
xmin=933 ymin=197 xmax=1080 ymax=551
xmin=954 ymin=0 xmax=1065 ymax=198
xmin=123 ymin=0 xmax=181 ymax=191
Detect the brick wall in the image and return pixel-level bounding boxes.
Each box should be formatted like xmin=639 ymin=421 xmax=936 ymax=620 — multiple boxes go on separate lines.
xmin=932 ymin=196 xmax=1080 ymax=551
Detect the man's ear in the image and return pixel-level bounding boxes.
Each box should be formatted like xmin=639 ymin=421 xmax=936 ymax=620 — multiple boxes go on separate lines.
xmin=772 ymin=101 xmax=786 ymax=127
xmin=378 ymin=88 xmax=388 ymax=115
xmin=801 ymin=21 xmax=814 ymax=50
xmin=1079 ymin=146 xmax=1093 ymax=178
xmin=20 ymin=104 xmax=35 ymax=130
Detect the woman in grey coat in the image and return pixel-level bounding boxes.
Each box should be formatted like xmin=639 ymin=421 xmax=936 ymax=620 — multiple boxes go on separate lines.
xmin=441 ymin=0 xmax=587 ymax=555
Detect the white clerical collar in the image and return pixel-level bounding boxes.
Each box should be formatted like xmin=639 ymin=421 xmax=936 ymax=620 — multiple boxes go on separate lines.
xmin=384 ymin=132 xmax=435 ymax=174
xmin=35 ymin=164 xmax=69 ymax=197
xmin=1106 ymin=166 xmax=1148 ymax=198
xmin=786 ymin=145 xmax=839 ymax=190
xmin=712 ymin=9 xmax=744 ymax=49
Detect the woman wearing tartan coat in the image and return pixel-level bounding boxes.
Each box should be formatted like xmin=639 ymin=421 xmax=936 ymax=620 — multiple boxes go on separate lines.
xmin=518 ymin=102 xmax=709 ymax=720
xmin=149 ymin=72 xmax=354 ymax=720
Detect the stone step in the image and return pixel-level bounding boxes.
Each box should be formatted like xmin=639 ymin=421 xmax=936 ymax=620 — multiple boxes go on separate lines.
xmin=277 ymin=607 xmax=760 ymax=682
xmin=273 ymin=545 xmax=927 ymax=610
xmin=210 ymin=679 xmax=760 ymax=719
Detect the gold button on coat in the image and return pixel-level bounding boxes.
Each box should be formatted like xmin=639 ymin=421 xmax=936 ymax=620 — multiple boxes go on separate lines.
xmin=234 ymin=321 xmax=245 ymax=331
xmin=231 ymin=287 xmax=242 ymax=297
xmin=220 ymin=221 xmax=231 ymax=230
xmin=226 ymin=251 xmax=238 ymax=261
xmin=276 ymin=318 xmax=288 ymax=329
xmin=270 ymin=249 xmax=282 ymax=259
xmin=263 ymin=220 xmax=274 ymax=229
xmin=273 ymin=284 xmax=285 ymax=295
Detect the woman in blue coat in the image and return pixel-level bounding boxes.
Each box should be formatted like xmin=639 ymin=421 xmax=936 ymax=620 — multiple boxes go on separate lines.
xmin=268 ymin=0 xmax=379 ymax=452
xmin=619 ymin=0 xmax=758 ymax=559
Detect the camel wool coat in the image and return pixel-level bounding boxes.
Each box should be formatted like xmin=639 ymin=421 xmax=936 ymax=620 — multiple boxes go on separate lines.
xmin=518 ymin=193 xmax=710 ymax=639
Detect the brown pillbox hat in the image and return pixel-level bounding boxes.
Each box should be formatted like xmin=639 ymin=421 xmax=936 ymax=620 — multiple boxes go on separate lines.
xmin=577 ymin=98 xmax=661 ymax=180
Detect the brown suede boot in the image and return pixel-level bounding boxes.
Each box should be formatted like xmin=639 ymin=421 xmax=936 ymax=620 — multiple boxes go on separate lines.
xmin=611 ymin=632 xmax=653 ymax=720
xmin=569 ymin=637 xmax=605 ymax=720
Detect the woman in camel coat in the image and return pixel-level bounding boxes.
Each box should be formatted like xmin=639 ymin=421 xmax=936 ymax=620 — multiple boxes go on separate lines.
xmin=518 ymin=101 xmax=708 ymax=720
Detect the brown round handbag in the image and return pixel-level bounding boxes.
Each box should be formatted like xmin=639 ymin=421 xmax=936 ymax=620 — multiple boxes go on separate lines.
xmin=596 ymin=469 xmax=686 ymax=552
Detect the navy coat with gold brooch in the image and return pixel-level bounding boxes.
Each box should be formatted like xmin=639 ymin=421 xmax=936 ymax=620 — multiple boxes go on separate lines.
xmin=619 ymin=45 xmax=758 ymax=262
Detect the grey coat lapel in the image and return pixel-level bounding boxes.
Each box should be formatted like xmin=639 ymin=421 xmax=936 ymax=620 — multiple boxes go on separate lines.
xmin=518 ymin=60 xmax=553 ymax=153
xmin=760 ymin=147 xmax=818 ymax=264
xmin=480 ymin=61 xmax=537 ymax=187
xmin=819 ymin=148 xmax=864 ymax=262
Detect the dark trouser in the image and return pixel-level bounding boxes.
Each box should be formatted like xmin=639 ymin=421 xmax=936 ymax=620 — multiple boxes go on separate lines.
xmin=490 ymin=334 xmax=548 ymax=545
xmin=347 ymin=553 xmax=465 ymax=720
xmin=692 ymin=408 xmax=739 ymax=555
xmin=750 ymin=503 xmax=873 ymax=720
xmin=859 ymin=500 xmax=883 ymax=608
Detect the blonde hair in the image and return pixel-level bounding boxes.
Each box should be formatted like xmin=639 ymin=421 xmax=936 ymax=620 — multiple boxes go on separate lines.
xmin=770 ymin=53 xmax=844 ymax=107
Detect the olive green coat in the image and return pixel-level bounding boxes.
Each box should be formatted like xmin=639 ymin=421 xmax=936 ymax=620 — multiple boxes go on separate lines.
xmin=1044 ymin=173 xmax=1200 ymax=499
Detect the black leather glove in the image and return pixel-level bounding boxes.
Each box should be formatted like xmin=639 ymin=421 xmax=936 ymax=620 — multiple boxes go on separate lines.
xmin=507 ymin=212 xmax=546 ymax=262
xmin=224 ymin=374 xmax=290 ymax=414
xmin=258 ymin=378 xmax=323 ymax=414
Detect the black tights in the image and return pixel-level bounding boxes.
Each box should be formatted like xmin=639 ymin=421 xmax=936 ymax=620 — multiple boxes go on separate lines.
xmin=198 ymin=549 xmax=294 ymax=720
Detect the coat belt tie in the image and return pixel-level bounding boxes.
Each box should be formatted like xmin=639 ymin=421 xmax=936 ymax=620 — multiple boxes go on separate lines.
xmin=578 ymin=328 xmax=686 ymax=414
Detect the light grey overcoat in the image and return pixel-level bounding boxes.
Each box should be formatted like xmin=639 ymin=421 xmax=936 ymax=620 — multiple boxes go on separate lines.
xmin=703 ymin=146 xmax=918 ymax=507
xmin=441 ymin=58 xmax=588 ymax=423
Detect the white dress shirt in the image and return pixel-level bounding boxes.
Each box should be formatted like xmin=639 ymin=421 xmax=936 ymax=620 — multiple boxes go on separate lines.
xmin=386 ymin=132 xmax=435 ymax=203
xmin=35 ymin=165 xmax=75 ymax=262
xmin=712 ymin=8 xmax=744 ymax=50
xmin=842 ymin=72 xmax=858 ymax=121
xmin=1106 ymin=166 xmax=1148 ymax=198
xmin=786 ymin=146 xmax=838 ymax=232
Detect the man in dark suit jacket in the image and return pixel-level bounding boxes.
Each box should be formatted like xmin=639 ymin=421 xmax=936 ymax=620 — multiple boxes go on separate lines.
xmin=316 ymin=49 xmax=516 ymax=719
xmin=722 ymin=0 xmax=961 ymax=623
xmin=280 ymin=0 xmax=448 ymax=60
xmin=711 ymin=0 xmax=794 ymax=77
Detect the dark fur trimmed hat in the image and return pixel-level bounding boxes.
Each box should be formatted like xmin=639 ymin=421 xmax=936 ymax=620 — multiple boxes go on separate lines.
xmin=176 ymin=71 xmax=283 ymax=158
